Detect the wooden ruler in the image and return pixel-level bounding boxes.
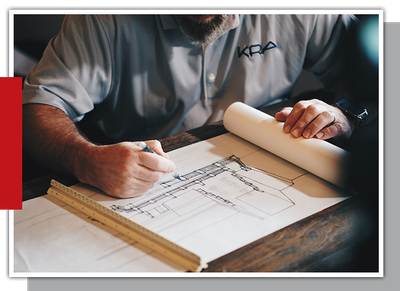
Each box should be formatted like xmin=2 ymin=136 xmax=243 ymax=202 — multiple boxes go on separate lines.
xmin=47 ymin=179 xmax=208 ymax=272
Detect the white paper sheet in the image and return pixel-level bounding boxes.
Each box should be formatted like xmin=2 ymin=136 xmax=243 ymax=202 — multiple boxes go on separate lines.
xmin=13 ymin=104 xmax=352 ymax=275
xmin=13 ymin=194 xmax=185 ymax=273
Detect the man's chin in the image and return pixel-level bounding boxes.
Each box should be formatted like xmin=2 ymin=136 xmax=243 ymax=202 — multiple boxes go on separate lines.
xmin=176 ymin=14 xmax=228 ymax=45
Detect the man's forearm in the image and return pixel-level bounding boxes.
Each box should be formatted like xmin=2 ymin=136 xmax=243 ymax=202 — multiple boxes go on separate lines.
xmin=23 ymin=104 xmax=94 ymax=178
xmin=23 ymin=104 xmax=177 ymax=198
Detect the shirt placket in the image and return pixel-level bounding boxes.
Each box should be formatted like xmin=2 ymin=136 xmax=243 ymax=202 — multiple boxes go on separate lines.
xmin=201 ymin=44 xmax=209 ymax=101
xmin=198 ymin=15 xmax=240 ymax=102
xmin=201 ymin=44 xmax=218 ymax=101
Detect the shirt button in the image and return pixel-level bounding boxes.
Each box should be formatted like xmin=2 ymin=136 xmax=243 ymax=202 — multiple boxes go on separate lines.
xmin=207 ymin=73 xmax=216 ymax=83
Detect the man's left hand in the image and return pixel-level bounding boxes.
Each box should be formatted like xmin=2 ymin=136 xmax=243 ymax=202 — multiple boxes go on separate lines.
xmin=275 ymin=99 xmax=353 ymax=140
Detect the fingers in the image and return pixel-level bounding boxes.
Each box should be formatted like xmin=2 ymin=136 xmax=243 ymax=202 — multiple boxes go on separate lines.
xmin=135 ymin=140 xmax=176 ymax=174
xmin=282 ymin=100 xmax=317 ymax=137
xmin=314 ymin=121 xmax=343 ymax=140
xmin=80 ymin=141 xmax=177 ymax=199
xmin=277 ymin=99 xmax=350 ymax=140
xmin=274 ymin=107 xmax=293 ymax=122
xmin=299 ymin=110 xmax=336 ymax=139
xmin=144 ymin=140 xmax=169 ymax=158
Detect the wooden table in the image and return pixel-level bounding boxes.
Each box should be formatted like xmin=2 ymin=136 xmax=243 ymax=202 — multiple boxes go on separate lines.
xmin=22 ymin=98 xmax=380 ymax=272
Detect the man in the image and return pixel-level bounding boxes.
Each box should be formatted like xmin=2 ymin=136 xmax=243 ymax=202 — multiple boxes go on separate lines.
xmin=22 ymin=14 xmax=357 ymax=198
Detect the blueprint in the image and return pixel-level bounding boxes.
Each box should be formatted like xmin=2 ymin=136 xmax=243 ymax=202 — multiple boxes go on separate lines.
xmin=92 ymin=133 xmax=350 ymax=263
xmin=13 ymin=131 xmax=350 ymax=274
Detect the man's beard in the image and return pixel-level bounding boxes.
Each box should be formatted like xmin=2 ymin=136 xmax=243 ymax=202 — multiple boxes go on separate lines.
xmin=175 ymin=15 xmax=228 ymax=46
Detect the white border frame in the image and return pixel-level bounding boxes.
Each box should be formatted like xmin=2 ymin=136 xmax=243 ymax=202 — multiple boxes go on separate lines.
xmin=9 ymin=9 xmax=384 ymax=278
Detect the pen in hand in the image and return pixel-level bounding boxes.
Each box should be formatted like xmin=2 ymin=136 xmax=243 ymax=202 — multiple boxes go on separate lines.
xmin=138 ymin=141 xmax=182 ymax=180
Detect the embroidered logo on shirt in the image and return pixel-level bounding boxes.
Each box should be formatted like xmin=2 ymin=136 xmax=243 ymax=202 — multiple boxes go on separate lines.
xmin=237 ymin=41 xmax=277 ymax=58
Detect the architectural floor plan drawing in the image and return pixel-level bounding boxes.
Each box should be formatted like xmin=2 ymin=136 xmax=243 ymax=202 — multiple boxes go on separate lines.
xmin=89 ymin=133 xmax=350 ymax=263
xmin=110 ymin=154 xmax=297 ymax=234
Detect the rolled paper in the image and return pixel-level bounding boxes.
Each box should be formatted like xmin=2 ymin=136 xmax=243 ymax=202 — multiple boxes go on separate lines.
xmin=223 ymin=102 xmax=352 ymax=189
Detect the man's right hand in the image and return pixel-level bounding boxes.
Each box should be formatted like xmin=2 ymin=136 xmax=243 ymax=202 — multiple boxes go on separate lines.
xmin=23 ymin=104 xmax=176 ymax=199
xmin=76 ymin=140 xmax=176 ymax=198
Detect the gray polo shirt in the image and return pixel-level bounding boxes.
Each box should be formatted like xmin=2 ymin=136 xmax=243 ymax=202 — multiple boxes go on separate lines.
xmin=22 ymin=14 xmax=352 ymax=142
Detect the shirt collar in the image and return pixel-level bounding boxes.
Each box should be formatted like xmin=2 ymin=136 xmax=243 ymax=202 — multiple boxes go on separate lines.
xmin=224 ymin=14 xmax=240 ymax=32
